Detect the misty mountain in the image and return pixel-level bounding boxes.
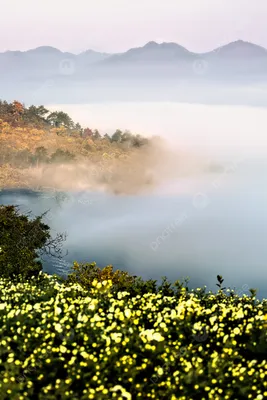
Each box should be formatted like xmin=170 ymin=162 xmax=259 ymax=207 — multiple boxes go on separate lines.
xmin=0 ymin=46 xmax=111 ymax=80
xmin=1 ymin=40 xmax=267 ymax=104
xmin=1 ymin=40 xmax=267 ymax=77
xmin=102 ymin=41 xmax=194 ymax=64
xmin=77 ymin=49 xmax=111 ymax=63
xmin=206 ymin=40 xmax=267 ymax=59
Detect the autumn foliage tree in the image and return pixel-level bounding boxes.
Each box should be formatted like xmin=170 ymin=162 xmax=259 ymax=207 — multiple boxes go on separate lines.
xmin=12 ymin=100 xmax=24 ymax=117
xmin=0 ymin=99 xmax=151 ymax=189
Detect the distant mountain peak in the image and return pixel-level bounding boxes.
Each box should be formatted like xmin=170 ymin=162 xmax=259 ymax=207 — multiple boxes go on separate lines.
xmin=111 ymin=40 xmax=191 ymax=63
xmin=226 ymin=39 xmax=259 ymax=47
xmin=80 ymin=49 xmax=110 ymax=56
xmin=214 ymin=40 xmax=267 ymax=57
xmin=29 ymin=46 xmax=62 ymax=54
xmin=143 ymin=41 xmax=189 ymax=51
xmin=144 ymin=41 xmax=159 ymax=48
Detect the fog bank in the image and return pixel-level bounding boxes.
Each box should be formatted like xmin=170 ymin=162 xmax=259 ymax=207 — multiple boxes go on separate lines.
xmin=2 ymin=101 xmax=267 ymax=298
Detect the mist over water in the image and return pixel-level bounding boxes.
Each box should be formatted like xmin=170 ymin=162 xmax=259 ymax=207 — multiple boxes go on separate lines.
xmin=1 ymin=102 xmax=267 ymax=298
xmin=48 ymin=101 xmax=267 ymax=159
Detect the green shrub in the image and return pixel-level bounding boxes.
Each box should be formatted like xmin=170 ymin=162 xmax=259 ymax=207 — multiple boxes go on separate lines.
xmin=67 ymin=261 xmax=156 ymax=296
xmin=0 ymin=205 xmax=66 ymax=280
xmin=67 ymin=261 xmax=192 ymax=297
xmin=0 ymin=205 xmax=50 ymax=279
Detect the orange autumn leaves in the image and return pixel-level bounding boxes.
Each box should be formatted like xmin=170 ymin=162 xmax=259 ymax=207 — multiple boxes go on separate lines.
xmin=0 ymin=120 xmax=46 ymax=152
xmin=12 ymin=100 xmax=24 ymax=115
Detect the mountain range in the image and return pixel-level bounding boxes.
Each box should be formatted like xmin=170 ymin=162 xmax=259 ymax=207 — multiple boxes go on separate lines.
xmin=2 ymin=39 xmax=267 ymax=60
xmin=1 ymin=40 xmax=267 ymax=104
xmin=1 ymin=40 xmax=267 ymax=76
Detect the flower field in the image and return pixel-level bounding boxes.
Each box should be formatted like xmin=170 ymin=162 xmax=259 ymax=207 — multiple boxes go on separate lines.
xmin=0 ymin=274 xmax=267 ymax=400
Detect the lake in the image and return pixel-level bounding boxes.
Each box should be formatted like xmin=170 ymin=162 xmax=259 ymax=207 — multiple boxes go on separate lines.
xmin=1 ymin=102 xmax=267 ymax=298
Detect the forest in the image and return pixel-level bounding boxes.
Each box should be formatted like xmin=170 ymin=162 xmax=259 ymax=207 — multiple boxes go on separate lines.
xmin=0 ymin=100 xmax=150 ymax=190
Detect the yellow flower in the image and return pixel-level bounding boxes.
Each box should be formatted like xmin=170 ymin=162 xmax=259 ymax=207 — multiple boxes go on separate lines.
xmin=55 ymin=306 xmax=62 ymax=315
xmin=153 ymin=332 xmax=164 ymax=342
xmin=124 ymin=309 xmax=131 ymax=318
xmin=54 ymin=323 xmax=63 ymax=333
xmin=236 ymin=309 xmax=244 ymax=319
xmin=233 ymin=327 xmax=240 ymax=335
xmin=59 ymin=345 xmax=67 ymax=353
xmin=0 ymin=303 xmax=7 ymax=310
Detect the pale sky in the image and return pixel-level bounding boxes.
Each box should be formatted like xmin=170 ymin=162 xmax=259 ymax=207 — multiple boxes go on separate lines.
xmin=1 ymin=0 xmax=266 ymax=54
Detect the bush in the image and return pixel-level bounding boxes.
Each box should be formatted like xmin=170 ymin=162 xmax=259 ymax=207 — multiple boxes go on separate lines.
xmin=67 ymin=261 xmax=134 ymax=286
xmin=0 ymin=205 xmax=50 ymax=279
xmin=0 ymin=205 xmax=66 ymax=280
xmin=50 ymin=149 xmax=76 ymax=163
xmin=0 ymin=273 xmax=266 ymax=399
xmin=67 ymin=261 xmax=191 ymax=297
xmin=66 ymin=262 xmax=255 ymax=302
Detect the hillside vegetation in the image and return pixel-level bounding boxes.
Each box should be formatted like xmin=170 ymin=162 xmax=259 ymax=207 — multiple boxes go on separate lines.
xmin=0 ymin=100 xmax=151 ymax=192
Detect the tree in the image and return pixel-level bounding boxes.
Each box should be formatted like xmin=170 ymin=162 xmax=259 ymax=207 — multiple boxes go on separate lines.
xmin=121 ymin=130 xmax=134 ymax=148
xmin=74 ymin=122 xmax=83 ymax=136
xmin=92 ymin=129 xmax=101 ymax=140
xmin=0 ymin=100 xmax=24 ymax=126
xmin=22 ymin=105 xmax=50 ymax=128
xmin=46 ymin=111 xmax=74 ymax=129
xmin=111 ymin=129 xmax=123 ymax=143
xmin=12 ymin=100 xmax=24 ymax=117
xmin=27 ymin=105 xmax=49 ymax=120
xmin=50 ymin=149 xmax=76 ymax=163
xmin=34 ymin=146 xmax=49 ymax=166
xmin=103 ymin=133 xmax=111 ymax=142
xmin=83 ymin=128 xmax=93 ymax=138
xmin=0 ymin=100 xmax=12 ymax=121
xmin=132 ymin=134 xmax=148 ymax=147
xmin=0 ymin=205 xmax=66 ymax=279
xmin=121 ymin=130 xmax=133 ymax=142
xmin=15 ymin=149 xmax=33 ymax=167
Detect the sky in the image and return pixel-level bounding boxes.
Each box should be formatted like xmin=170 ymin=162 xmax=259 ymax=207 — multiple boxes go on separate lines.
xmin=1 ymin=0 xmax=266 ymax=54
